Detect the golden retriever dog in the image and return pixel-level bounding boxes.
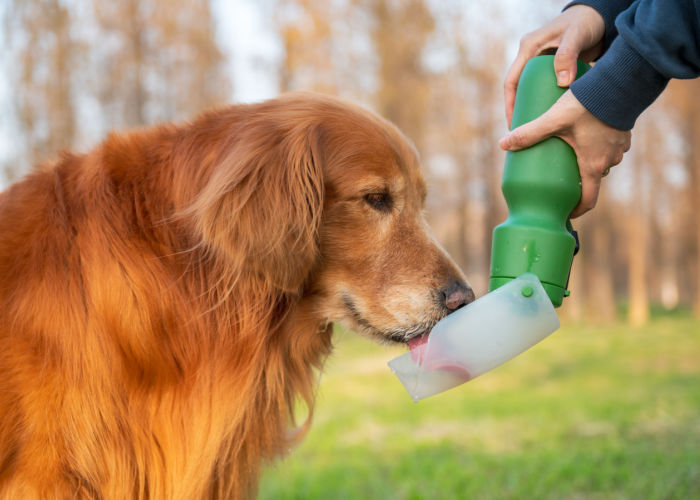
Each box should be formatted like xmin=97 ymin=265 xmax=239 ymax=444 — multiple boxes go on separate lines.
xmin=0 ymin=93 xmax=473 ymax=499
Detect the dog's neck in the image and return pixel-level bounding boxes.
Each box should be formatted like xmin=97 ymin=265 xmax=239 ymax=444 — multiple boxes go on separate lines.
xmin=200 ymin=296 xmax=333 ymax=498
xmin=73 ymin=122 xmax=335 ymax=498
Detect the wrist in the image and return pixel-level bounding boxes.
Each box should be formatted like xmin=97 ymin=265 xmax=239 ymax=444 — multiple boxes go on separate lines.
xmin=570 ymin=36 xmax=669 ymax=130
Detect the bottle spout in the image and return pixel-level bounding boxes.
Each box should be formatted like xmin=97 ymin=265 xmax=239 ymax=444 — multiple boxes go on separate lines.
xmin=388 ymin=273 xmax=559 ymax=402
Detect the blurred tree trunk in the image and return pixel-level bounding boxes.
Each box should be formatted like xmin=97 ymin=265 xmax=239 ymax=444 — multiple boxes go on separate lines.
xmin=562 ymin=254 xmax=585 ymax=322
xmin=687 ymin=99 xmax=700 ymax=316
xmin=276 ymin=0 xmax=434 ymax=149
xmin=476 ymin=74 xmax=506 ymax=266
xmin=454 ymin=148 xmax=473 ymax=276
xmin=694 ymin=162 xmax=700 ymax=315
xmin=9 ymin=0 xmax=77 ymax=173
xmin=151 ymin=0 xmax=229 ymax=118
xmin=626 ymin=119 xmax=654 ymax=326
xmin=581 ymin=195 xmax=617 ymax=322
xmin=468 ymin=38 xmax=507 ymax=274
xmin=94 ymin=0 xmax=229 ymax=128
xmin=627 ymin=193 xmax=649 ymax=325
xmin=422 ymin=17 xmax=480 ymax=286
xmin=689 ymin=114 xmax=700 ymax=316
xmin=643 ymin=154 xmax=661 ymax=308
xmin=125 ymin=0 xmax=146 ymax=126
xmin=369 ymin=0 xmax=434 ymax=154
xmin=666 ymin=80 xmax=700 ymax=316
xmin=275 ymin=0 xmax=336 ymax=94
xmin=6 ymin=0 xmax=229 ymax=180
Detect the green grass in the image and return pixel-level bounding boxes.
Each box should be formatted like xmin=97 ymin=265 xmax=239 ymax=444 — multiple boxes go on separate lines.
xmin=259 ymin=316 xmax=700 ymax=499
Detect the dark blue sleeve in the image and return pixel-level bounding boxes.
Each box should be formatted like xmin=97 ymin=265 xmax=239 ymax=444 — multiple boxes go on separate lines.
xmin=570 ymin=0 xmax=700 ymax=130
xmin=564 ymin=1 xmax=634 ymax=53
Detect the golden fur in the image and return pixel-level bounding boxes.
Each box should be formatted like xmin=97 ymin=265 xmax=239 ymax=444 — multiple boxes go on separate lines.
xmin=0 ymin=93 xmax=471 ymax=499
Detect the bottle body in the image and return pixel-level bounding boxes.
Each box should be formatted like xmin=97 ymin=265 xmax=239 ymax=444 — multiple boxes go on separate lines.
xmin=489 ymin=56 xmax=590 ymax=307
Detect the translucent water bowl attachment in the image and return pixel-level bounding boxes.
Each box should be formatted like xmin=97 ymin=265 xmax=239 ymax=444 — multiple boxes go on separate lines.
xmin=388 ymin=273 xmax=560 ymax=402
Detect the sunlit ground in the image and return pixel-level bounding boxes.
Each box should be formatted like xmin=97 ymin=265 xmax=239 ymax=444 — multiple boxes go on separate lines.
xmin=259 ymin=315 xmax=700 ymax=499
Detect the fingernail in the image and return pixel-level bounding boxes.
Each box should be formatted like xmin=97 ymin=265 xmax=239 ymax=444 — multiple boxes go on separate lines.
xmin=499 ymin=136 xmax=509 ymax=150
xmin=557 ymin=70 xmax=569 ymax=86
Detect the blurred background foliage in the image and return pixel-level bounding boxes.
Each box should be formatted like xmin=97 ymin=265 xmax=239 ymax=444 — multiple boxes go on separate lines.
xmin=1 ymin=1 xmax=699 ymax=497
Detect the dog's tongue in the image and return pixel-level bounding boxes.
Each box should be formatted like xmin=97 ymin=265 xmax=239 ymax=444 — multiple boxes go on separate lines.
xmin=408 ymin=334 xmax=428 ymax=351
xmin=408 ymin=334 xmax=429 ymax=363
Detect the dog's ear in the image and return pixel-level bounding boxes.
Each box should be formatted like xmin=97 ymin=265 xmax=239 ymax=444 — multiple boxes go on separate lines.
xmin=186 ymin=117 xmax=324 ymax=293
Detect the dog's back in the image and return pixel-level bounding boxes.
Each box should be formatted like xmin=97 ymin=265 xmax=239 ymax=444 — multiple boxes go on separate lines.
xmin=0 ymin=147 xmax=196 ymax=498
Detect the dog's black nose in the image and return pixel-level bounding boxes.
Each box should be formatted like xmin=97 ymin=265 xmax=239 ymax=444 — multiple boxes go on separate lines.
xmin=442 ymin=281 xmax=475 ymax=312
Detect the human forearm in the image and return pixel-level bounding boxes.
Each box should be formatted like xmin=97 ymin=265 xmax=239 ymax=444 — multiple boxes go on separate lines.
xmin=570 ymin=36 xmax=668 ymax=130
xmin=570 ymin=0 xmax=700 ymax=130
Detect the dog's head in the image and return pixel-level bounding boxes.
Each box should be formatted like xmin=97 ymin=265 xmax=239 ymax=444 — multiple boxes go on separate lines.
xmin=187 ymin=93 xmax=474 ymax=344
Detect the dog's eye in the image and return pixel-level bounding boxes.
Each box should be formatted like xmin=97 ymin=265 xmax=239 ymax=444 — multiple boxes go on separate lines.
xmin=364 ymin=192 xmax=393 ymax=212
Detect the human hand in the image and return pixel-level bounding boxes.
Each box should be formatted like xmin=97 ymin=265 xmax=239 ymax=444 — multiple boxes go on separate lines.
xmin=504 ymin=4 xmax=606 ymax=127
xmin=499 ymin=90 xmax=631 ymax=218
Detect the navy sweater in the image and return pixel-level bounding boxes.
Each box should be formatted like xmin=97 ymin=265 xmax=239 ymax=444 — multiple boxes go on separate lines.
xmin=564 ymin=0 xmax=700 ymax=130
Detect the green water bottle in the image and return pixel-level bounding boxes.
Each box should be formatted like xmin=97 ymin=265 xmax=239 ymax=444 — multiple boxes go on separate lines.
xmin=489 ymin=55 xmax=590 ymax=307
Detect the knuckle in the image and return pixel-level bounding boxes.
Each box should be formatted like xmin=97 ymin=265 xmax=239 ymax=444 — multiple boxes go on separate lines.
xmin=550 ymin=111 xmax=571 ymax=131
xmin=519 ymin=33 xmax=534 ymax=48
xmin=587 ymin=158 xmax=607 ymax=173
xmin=581 ymin=199 xmax=596 ymax=211
xmin=519 ymin=31 xmax=544 ymax=51
xmin=596 ymin=158 xmax=610 ymax=172
xmin=555 ymin=45 xmax=576 ymax=58
xmin=509 ymin=129 xmax=527 ymax=147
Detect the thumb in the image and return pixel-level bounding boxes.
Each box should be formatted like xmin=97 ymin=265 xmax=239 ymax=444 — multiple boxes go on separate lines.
xmin=553 ymin=30 xmax=582 ymax=87
xmin=499 ymin=113 xmax=557 ymax=151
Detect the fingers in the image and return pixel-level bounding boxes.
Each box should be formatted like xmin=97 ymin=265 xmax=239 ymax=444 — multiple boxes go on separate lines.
xmin=499 ymin=112 xmax=558 ymax=151
xmin=504 ymin=64 xmax=520 ymax=128
xmin=504 ymin=49 xmax=535 ymax=127
xmin=553 ymin=30 xmax=582 ymax=87
xmin=505 ymin=31 xmax=552 ymax=127
xmin=570 ymin=170 xmax=601 ymax=218
xmin=570 ymin=139 xmax=628 ymax=218
xmin=505 ymin=5 xmax=606 ymax=127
